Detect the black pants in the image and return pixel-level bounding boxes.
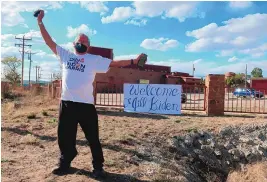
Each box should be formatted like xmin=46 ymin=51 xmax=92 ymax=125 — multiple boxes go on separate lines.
xmin=58 ymin=100 xmax=104 ymax=170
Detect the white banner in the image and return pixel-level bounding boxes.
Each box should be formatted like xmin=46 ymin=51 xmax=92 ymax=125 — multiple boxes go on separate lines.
xmin=124 ymin=84 xmax=182 ymax=115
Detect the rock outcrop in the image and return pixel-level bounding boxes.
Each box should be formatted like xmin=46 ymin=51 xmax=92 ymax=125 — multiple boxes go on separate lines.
xmin=168 ymin=123 xmax=267 ymax=181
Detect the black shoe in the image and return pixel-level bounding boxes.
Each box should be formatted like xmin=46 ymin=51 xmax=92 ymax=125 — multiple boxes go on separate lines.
xmin=92 ymin=169 xmax=107 ymax=179
xmin=52 ymin=166 xmax=70 ymax=175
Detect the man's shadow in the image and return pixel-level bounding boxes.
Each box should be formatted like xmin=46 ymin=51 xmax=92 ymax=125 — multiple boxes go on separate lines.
xmin=66 ymin=167 xmax=150 ymax=182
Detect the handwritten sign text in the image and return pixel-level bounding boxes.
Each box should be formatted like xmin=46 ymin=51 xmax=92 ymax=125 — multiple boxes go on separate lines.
xmin=124 ymin=84 xmax=181 ymax=114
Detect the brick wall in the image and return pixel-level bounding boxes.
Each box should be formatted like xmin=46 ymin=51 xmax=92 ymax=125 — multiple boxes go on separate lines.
xmin=94 ymin=67 xmax=166 ymax=92
xmin=251 ymin=79 xmax=267 ymax=94
xmin=205 ymin=74 xmax=225 ymax=116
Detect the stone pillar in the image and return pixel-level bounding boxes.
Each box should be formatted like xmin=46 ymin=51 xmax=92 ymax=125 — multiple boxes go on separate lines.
xmin=205 ymin=74 xmax=225 ymax=116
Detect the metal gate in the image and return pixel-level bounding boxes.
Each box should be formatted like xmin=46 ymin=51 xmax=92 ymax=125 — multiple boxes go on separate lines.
xmin=224 ymin=87 xmax=267 ymax=114
xmin=94 ymin=82 xmax=206 ymax=111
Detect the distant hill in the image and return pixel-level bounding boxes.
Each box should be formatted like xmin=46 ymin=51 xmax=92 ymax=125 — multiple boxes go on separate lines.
xmin=23 ymin=80 xmax=51 ymax=86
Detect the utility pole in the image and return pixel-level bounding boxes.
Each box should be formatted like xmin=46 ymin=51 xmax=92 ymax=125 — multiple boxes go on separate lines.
xmin=193 ymin=64 xmax=195 ymax=77
xmin=15 ymin=35 xmax=32 ymax=86
xmin=22 ymin=51 xmax=36 ymax=87
xmin=35 ymin=66 xmax=40 ymax=83
xmin=35 ymin=66 xmax=38 ymax=83
xmin=38 ymin=68 xmax=42 ymax=82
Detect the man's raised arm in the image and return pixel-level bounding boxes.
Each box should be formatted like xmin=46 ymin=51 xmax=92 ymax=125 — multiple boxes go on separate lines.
xmin=37 ymin=10 xmax=57 ymax=55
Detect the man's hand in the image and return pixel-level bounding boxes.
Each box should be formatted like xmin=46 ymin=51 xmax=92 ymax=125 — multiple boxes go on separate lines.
xmin=133 ymin=53 xmax=147 ymax=67
xmin=37 ymin=10 xmax=44 ymax=23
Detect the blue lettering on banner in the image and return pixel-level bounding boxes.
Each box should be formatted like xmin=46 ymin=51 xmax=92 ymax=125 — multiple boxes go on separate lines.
xmin=124 ymin=84 xmax=182 ymax=115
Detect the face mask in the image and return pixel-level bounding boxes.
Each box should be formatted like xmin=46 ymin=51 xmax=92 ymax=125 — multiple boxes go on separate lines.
xmin=74 ymin=43 xmax=88 ymax=54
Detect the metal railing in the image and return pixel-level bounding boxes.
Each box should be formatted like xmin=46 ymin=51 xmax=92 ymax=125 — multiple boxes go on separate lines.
xmin=94 ymin=82 xmax=206 ymax=111
xmin=224 ymin=87 xmax=267 ymax=114
xmin=181 ymin=84 xmax=206 ymax=111
xmin=94 ymin=82 xmax=124 ymax=107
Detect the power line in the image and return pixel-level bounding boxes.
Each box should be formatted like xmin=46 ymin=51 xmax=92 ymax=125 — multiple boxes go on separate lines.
xmin=38 ymin=68 xmax=42 ymax=80
xmin=15 ymin=35 xmax=32 ymax=86
xmin=25 ymin=51 xmax=37 ymax=86
xmin=35 ymin=66 xmax=40 ymax=83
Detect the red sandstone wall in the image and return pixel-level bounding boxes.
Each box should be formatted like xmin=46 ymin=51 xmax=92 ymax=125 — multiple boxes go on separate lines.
xmin=166 ymin=78 xmax=177 ymax=84
xmin=88 ymin=46 xmax=113 ymax=59
xmin=94 ymin=67 xmax=166 ymax=92
xmin=251 ymin=79 xmax=267 ymax=93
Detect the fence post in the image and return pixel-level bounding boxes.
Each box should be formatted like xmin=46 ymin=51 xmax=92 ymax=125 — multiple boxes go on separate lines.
xmin=48 ymin=83 xmax=51 ymax=97
xmin=52 ymin=83 xmax=56 ymax=98
xmin=94 ymin=82 xmax=97 ymax=105
xmin=205 ymin=74 xmax=225 ymax=116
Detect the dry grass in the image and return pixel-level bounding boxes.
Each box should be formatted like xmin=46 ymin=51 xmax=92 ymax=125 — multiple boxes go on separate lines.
xmin=227 ymin=162 xmax=267 ymax=182
xmin=19 ymin=134 xmax=40 ymax=145
xmin=1 ymin=93 xmax=267 ymax=182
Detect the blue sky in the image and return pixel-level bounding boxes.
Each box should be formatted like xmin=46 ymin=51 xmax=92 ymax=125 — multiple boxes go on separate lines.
xmin=1 ymin=1 xmax=267 ymax=81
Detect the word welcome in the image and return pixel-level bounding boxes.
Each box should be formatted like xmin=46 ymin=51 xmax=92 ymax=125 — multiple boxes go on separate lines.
xmin=129 ymin=84 xmax=180 ymax=97
xmin=124 ymin=84 xmax=181 ymax=115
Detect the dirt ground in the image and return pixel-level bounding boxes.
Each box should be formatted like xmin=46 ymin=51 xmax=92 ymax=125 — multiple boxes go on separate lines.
xmin=1 ymin=93 xmax=267 ymax=182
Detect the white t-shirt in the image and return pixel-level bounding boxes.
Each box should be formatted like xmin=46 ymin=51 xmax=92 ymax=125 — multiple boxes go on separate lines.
xmin=56 ymin=45 xmax=112 ymax=104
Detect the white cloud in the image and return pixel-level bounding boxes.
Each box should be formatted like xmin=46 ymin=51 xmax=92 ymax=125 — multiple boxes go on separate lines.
xmin=101 ymin=2 xmax=202 ymax=25
xmin=101 ymin=7 xmax=135 ymax=24
xmin=228 ymin=56 xmax=238 ymax=62
xmin=1 ymin=30 xmax=56 ymax=48
xmin=140 ymin=38 xmax=178 ymax=51
xmin=149 ymin=59 xmax=267 ymax=77
xmin=1 ymin=34 xmax=16 ymax=47
xmin=1 ymin=1 xmax=63 ymax=27
xmin=80 ymin=1 xmax=109 ymax=15
xmin=148 ymin=59 xmax=210 ymax=77
xmin=23 ymin=30 xmax=42 ymax=39
xmin=216 ymin=50 xmax=234 ymax=57
xmin=1 ymin=46 xmax=21 ymax=58
xmin=60 ymin=42 xmax=75 ymax=52
xmin=37 ymin=61 xmax=61 ymax=80
xmin=1 ymin=46 xmax=58 ymax=63
xmin=230 ymin=36 xmax=254 ymax=46
xmin=21 ymin=23 xmax=29 ymax=28
xmin=185 ymin=13 xmax=267 ymax=57
xmin=209 ymin=60 xmax=267 ymax=76
xmin=193 ymin=59 xmax=203 ymax=64
xmin=125 ymin=19 xmax=147 ymax=27
xmin=68 ymin=1 xmax=80 ymax=4
xmin=66 ymin=24 xmax=97 ymax=38
xmin=1 ymin=45 xmax=61 ymax=81
xmin=21 ymin=60 xmax=62 ymax=81
xmin=133 ymin=2 xmax=199 ymax=22
xmin=239 ymin=43 xmax=267 ymax=58
xmin=229 ymin=2 xmax=252 ymax=9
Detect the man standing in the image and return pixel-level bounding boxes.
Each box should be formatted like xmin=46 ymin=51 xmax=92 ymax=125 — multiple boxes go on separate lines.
xmin=36 ymin=10 xmax=145 ymax=178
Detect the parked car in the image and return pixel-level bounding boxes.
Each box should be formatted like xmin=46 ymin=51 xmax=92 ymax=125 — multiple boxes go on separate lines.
xmin=233 ymin=88 xmax=264 ymax=98
xmin=182 ymin=93 xmax=187 ymax=103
